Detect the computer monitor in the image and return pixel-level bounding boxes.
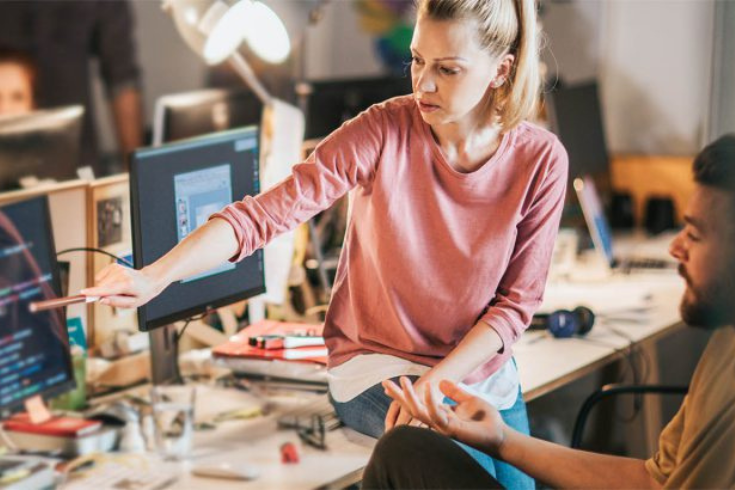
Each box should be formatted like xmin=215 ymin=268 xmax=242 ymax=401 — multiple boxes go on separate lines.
xmin=546 ymin=82 xmax=610 ymax=183
xmin=0 ymin=196 xmax=74 ymax=418
xmin=130 ymin=127 xmax=265 ymax=332
xmin=152 ymin=89 xmax=263 ymax=146
xmin=300 ymin=76 xmax=413 ymax=140
xmin=0 ymin=106 xmax=84 ymax=191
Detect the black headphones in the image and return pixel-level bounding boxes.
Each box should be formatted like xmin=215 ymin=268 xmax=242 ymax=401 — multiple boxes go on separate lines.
xmin=529 ymin=306 xmax=596 ymax=338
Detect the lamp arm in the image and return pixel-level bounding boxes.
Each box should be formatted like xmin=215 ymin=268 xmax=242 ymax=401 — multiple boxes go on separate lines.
xmin=229 ymin=52 xmax=273 ymax=106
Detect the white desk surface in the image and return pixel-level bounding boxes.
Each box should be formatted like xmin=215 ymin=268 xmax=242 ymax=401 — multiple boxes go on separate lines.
xmin=98 ymin=392 xmax=376 ymax=490
xmin=72 ymin=271 xmax=686 ymax=489
xmin=517 ymin=272 xmax=684 ymax=401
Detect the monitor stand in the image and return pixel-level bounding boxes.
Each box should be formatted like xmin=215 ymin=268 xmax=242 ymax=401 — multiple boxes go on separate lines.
xmin=149 ymin=324 xmax=179 ymax=385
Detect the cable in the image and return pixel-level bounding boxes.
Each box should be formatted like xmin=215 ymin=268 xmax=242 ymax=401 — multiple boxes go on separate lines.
xmin=56 ymin=247 xmax=214 ymax=385
xmin=172 ymin=310 xmax=212 ymax=384
xmin=579 ymin=321 xmax=654 ymax=423
xmin=56 ymin=247 xmax=133 ymax=267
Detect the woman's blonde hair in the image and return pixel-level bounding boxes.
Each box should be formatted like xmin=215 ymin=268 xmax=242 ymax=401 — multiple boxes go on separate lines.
xmin=416 ymin=0 xmax=541 ymax=130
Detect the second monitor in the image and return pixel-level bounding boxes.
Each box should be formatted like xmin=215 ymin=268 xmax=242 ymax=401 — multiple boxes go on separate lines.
xmin=152 ymin=89 xmax=263 ymax=146
xmin=131 ymin=127 xmax=265 ymax=332
xmin=0 ymin=106 xmax=84 ymax=191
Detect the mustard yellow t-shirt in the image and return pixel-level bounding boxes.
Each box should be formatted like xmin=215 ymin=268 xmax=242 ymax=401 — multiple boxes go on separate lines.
xmin=646 ymin=326 xmax=735 ymax=488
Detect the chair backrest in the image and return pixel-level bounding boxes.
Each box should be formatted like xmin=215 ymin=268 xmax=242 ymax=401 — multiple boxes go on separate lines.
xmin=572 ymin=383 xmax=688 ymax=449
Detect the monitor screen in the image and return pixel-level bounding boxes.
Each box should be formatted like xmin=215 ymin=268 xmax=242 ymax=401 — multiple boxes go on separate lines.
xmin=0 ymin=106 xmax=84 ymax=191
xmin=301 ymin=76 xmax=412 ymax=140
xmin=0 ymin=196 xmax=74 ymax=417
xmin=131 ymin=127 xmax=265 ymax=331
xmin=152 ymin=89 xmax=263 ymax=145
xmin=546 ymin=82 xmax=610 ymax=182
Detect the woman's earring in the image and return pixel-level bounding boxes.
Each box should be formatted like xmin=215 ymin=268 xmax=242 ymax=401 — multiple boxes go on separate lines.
xmin=492 ymin=78 xmax=505 ymax=89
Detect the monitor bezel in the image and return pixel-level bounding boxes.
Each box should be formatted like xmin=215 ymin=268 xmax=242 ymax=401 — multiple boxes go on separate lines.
xmin=0 ymin=195 xmax=76 ymax=417
xmin=130 ymin=127 xmax=266 ymax=331
xmin=546 ymin=81 xmax=611 ymax=184
xmin=152 ymin=88 xmax=263 ymax=147
xmin=0 ymin=106 xmax=84 ymax=191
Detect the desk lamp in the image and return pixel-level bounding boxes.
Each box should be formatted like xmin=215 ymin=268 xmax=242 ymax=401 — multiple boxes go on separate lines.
xmin=163 ymin=0 xmax=306 ymax=322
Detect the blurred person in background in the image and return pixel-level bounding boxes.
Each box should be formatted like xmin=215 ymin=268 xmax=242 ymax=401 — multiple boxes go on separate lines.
xmin=0 ymin=47 xmax=36 ymax=117
xmin=0 ymin=0 xmax=144 ymax=175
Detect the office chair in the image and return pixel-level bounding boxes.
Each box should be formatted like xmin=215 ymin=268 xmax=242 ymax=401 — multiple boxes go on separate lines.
xmin=571 ymin=383 xmax=688 ymax=449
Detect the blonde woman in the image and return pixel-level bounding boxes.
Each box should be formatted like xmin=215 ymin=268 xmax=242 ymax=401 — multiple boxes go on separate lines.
xmin=85 ymin=0 xmax=566 ymax=486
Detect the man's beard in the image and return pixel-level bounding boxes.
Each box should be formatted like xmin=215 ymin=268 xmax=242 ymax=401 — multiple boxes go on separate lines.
xmin=680 ymin=265 xmax=735 ymax=329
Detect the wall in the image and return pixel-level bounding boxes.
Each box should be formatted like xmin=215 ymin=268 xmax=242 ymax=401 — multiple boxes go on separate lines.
xmin=600 ymin=2 xmax=714 ymax=155
xmin=709 ymin=0 xmax=735 ymax=140
xmin=541 ymin=1 xmax=605 ymax=85
xmin=543 ymin=1 xmax=715 ymax=155
xmin=302 ymin=0 xmax=384 ymax=80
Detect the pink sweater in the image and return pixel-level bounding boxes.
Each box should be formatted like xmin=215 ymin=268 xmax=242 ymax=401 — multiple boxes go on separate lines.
xmin=212 ymin=96 xmax=568 ymax=384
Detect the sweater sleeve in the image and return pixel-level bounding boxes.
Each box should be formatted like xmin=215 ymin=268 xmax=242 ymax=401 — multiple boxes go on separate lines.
xmin=210 ymin=105 xmax=385 ymax=262
xmin=480 ymin=139 xmax=568 ymax=351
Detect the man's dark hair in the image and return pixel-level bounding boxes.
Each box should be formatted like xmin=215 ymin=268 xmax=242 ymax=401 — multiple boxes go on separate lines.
xmin=693 ymin=134 xmax=735 ymax=192
xmin=0 ymin=46 xmax=38 ymax=102
xmin=693 ymin=134 xmax=735 ymax=237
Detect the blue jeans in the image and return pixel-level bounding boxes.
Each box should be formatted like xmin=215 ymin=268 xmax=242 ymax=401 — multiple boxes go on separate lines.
xmin=330 ymin=374 xmax=534 ymax=490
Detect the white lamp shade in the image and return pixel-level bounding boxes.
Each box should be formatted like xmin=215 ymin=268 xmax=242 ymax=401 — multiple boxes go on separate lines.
xmin=240 ymin=2 xmax=291 ymax=64
xmin=166 ymin=0 xmax=291 ymax=65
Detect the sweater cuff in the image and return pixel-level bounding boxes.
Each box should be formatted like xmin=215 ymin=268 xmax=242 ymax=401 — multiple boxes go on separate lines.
xmin=480 ymin=310 xmax=521 ymax=354
xmin=208 ymin=206 xmax=249 ymax=262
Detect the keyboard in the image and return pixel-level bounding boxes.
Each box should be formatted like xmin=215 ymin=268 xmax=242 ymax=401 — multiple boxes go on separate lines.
xmin=618 ymin=256 xmax=675 ymax=272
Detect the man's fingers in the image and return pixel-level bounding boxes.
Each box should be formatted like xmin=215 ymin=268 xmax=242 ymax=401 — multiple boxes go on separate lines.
xmin=425 ymin=385 xmax=450 ymax=431
xmin=383 ymin=380 xmax=408 ymax=406
xmin=385 ymin=400 xmax=400 ymax=431
xmin=439 ymin=379 xmax=474 ymax=403
xmin=394 ymin=406 xmax=413 ymax=427
xmin=400 ymin=377 xmax=425 ymax=418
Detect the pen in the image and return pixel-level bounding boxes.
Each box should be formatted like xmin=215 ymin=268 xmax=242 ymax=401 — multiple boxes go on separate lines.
xmin=29 ymin=294 xmax=100 ymax=313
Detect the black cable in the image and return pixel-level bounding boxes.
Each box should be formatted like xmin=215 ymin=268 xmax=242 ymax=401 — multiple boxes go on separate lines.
xmin=172 ymin=310 xmax=212 ymax=384
xmin=57 ymin=247 xmax=219 ymax=385
xmin=596 ymin=322 xmax=654 ymax=419
xmin=579 ymin=322 xmax=652 ymax=423
xmin=56 ymin=247 xmax=134 ymax=267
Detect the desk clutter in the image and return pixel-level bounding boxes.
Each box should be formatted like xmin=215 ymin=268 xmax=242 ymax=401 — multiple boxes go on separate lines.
xmin=59 ymin=454 xmax=179 ymax=490
xmin=213 ymin=320 xmax=328 ymax=387
xmin=0 ymin=383 xmax=345 ymax=488
xmin=0 ymin=455 xmax=55 ymax=490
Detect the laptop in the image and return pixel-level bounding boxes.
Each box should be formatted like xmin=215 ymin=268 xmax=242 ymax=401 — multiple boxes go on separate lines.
xmin=574 ymin=176 xmax=677 ymax=273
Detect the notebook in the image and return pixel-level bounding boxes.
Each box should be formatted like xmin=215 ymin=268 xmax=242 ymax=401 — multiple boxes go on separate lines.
xmin=212 ymin=320 xmax=327 ymax=384
xmin=573 ymin=175 xmax=677 ymax=273
xmin=3 ymin=415 xmax=101 ymax=438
